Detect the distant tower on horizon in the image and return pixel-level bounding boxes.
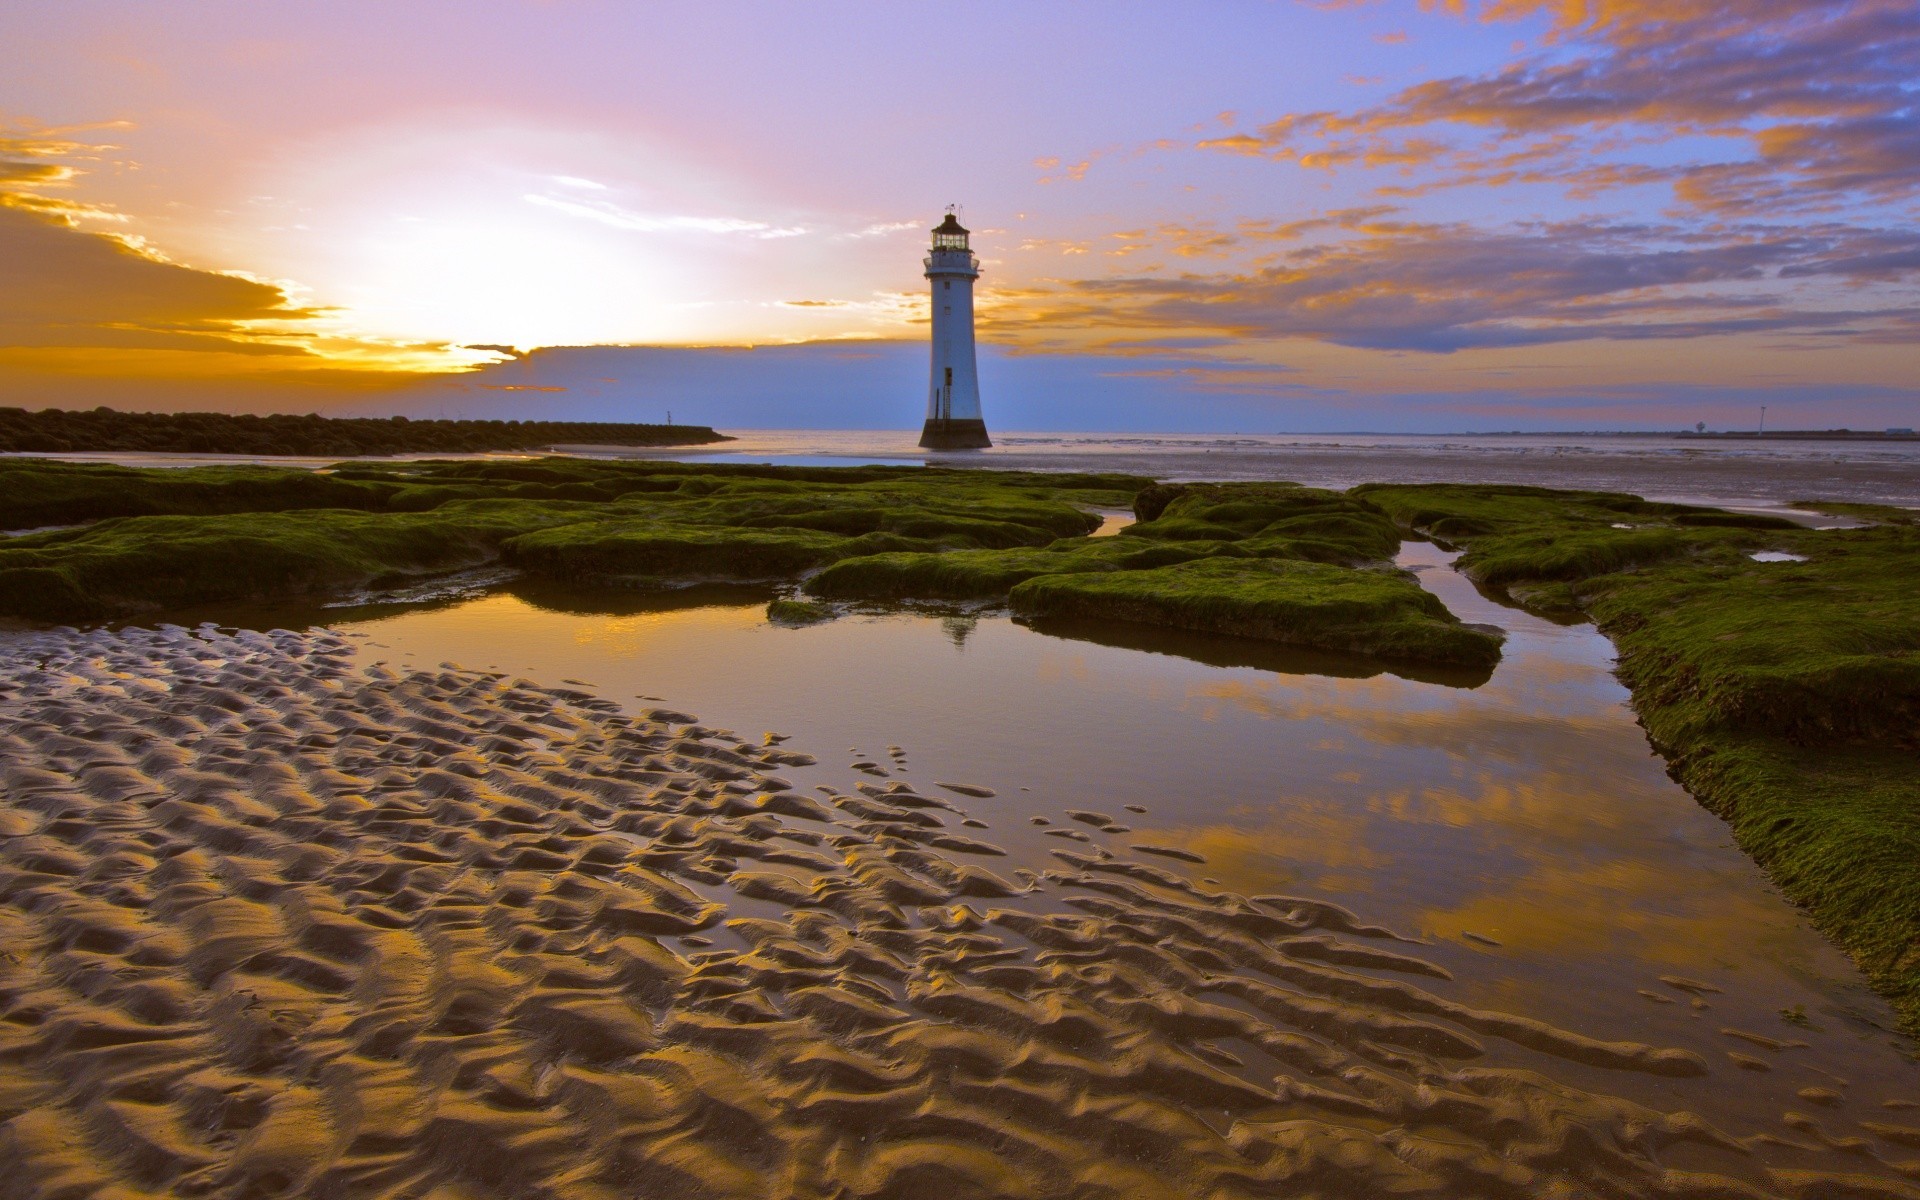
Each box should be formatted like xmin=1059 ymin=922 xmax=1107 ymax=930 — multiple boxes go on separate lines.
xmin=919 ymin=210 xmax=990 ymax=449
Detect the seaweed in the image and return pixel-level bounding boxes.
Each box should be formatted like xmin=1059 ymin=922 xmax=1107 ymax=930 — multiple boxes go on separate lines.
xmin=766 ymin=597 xmax=838 ymax=626
xmin=0 ymin=458 xmax=1144 ymax=616
xmin=1793 ymin=500 xmax=1920 ymax=527
xmin=805 ymin=537 xmax=1228 ymax=601
xmin=0 ymin=460 xmax=393 ymax=529
xmin=0 ymin=504 xmax=579 ymax=620
xmin=1009 ymin=557 xmax=1504 ymax=667
xmin=1124 ymin=482 xmax=1402 ymax=563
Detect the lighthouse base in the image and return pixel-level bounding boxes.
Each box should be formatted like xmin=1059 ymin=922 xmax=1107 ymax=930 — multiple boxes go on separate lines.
xmin=918 ymin=418 xmax=992 ymax=450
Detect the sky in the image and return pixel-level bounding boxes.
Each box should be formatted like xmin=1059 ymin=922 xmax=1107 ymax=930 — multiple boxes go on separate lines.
xmin=2 ymin=0 xmax=1917 ymax=432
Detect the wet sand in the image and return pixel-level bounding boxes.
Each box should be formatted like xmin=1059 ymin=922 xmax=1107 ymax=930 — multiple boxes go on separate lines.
xmin=4 ymin=623 xmax=1919 ymax=1197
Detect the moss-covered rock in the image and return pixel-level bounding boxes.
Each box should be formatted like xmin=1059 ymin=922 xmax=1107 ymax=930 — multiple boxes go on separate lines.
xmin=504 ymin=521 xmax=928 ymax=583
xmin=1009 ymin=557 xmax=1504 ymax=667
xmin=0 ymin=458 xmax=1150 ymax=616
xmin=0 ymin=459 xmax=393 ymax=529
xmin=804 ymin=537 xmax=1229 ymax=601
xmin=766 ymin=597 xmax=838 ymax=626
xmin=1125 ymin=482 xmax=1401 ymax=564
xmin=0 ymin=505 xmax=569 ymax=618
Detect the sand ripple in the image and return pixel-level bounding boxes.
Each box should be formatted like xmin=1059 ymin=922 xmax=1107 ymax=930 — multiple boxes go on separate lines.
xmin=1 ymin=625 xmax=1914 ymax=1199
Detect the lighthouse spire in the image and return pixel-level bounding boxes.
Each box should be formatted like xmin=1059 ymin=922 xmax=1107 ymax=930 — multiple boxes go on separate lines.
xmin=919 ymin=209 xmax=991 ymax=449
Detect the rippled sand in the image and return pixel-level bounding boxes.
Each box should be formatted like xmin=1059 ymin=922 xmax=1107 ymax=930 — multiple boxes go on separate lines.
xmin=2 ymin=626 xmax=1917 ymax=1198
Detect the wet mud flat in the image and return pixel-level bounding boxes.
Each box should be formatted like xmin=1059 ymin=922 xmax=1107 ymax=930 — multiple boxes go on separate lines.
xmin=966 ymin=443 xmax=1920 ymax=509
xmin=621 ymin=430 xmax=1920 ymax=510
xmin=3 ymin=625 xmax=1919 ymax=1198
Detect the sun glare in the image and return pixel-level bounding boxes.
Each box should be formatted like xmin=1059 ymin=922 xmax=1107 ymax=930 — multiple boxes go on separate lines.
xmin=222 ymin=119 xmax=911 ymax=353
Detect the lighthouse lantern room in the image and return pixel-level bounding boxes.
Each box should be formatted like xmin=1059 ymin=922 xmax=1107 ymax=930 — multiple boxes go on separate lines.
xmin=919 ymin=210 xmax=991 ymax=449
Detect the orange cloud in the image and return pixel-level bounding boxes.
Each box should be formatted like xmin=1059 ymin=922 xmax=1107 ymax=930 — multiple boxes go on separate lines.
xmin=984 ymin=215 xmax=1920 ymax=355
xmin=1188 ymin=1 xmax=1920 ymax=217
xmin=0 ymin=124 xmax=497 ymax=395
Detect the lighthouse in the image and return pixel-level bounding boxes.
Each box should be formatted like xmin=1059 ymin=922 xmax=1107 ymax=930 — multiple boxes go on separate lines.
xmin=919 ymin=211 xmax=991 ymax=449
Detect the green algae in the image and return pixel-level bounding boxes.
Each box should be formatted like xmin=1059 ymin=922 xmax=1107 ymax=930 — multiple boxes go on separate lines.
xmin=804 ymin=536 xmax=1228 ymax=601
xmin=0 ymin=460 xmax=390 ymax=528
xmin=0 ymin=463 xmax=1638 ymax=682
xmin=1126 ymin=482 xmax=1403 ymax=563
xmin=1359 ymin=482 xmax=1920 ymax=1034
xmin=0 ymin=458 xmax=1142 ymax=619
xmin=1009 ymin=557 xmax=1505 ymax=668
xmin=1794 ymin=500 xmax=1920 ymax=527
xmin=766 ymin=597 xmax=838 ymax=626
xmin=796 ymin=479 xmax=1501 ymax=669
xmin=504 ymin=521 xmax=935 ymax=584
xmin=498 ymin=480 xmax=1105 ymax=585
xmin=0 ymin=462 xmax=1511 ymax=670
xmin=0 ymin=504 xmax=577 ymax=621
xmin=1354 ymin=482 xmax=1795 ymax=541
xmin=894 ymin=482 xmax=1477 ymax=665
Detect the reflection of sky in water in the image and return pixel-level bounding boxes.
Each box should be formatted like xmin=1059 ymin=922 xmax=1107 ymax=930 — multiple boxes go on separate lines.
xmin=343 ymin=548 xmax=1917 ymax=1136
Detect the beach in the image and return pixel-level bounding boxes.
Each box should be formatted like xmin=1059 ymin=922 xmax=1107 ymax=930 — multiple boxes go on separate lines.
xmin=6 ymin=621 xmax=1919 ymax=1198
xmin=2 ymin=453 xmax=1918 ymax=1198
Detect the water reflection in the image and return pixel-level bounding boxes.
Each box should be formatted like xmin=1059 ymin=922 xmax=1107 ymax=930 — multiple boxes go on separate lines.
xmin=1023 ymin=614 xmax=1496 ymax=687
xmin=506 ymin=579 xmax=777 ymax=617
xmin=332 ymin=553 xmax=1917 ymax=1161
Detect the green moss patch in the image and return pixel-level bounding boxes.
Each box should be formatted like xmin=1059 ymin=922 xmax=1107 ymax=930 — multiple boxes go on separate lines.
xmin=504 ymin=522 xmax=929 ymax=583
xmin=804 ymin=536 xmax=1228 ymax=601
xmin=0 ymin=460 xmax=391 ymax=529
xmin=3 ymin=462 xmax=1516 ymax=670
xmin=1126 ymin=482 xmax=1402 ymax=563
xmin=1009 ymin=557 xmax=1504 ymax=667
xmin=1794 ymin=500 xmax=1920 ymax=527
xmin=766 ymin=597 xmax=838 ymax=626
xmin=0 ymin=505 xmax=572 ymax=620
xmin=0 ymin=458 xmax=1148 ymax=619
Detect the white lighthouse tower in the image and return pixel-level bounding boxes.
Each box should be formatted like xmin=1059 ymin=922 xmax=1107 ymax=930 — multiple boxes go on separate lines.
xmin=919 ymin=210 xmax=990 ymax=449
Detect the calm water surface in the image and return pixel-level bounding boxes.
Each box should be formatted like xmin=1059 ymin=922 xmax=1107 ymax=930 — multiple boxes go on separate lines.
xmin=584 ymin=428 xmax=1920 ymax=508
xmin=334 ymin=542 xmax=1918 ymax=1161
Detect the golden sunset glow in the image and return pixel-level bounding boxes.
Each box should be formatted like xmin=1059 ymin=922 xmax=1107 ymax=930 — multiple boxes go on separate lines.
xmin=2 ymin=2 xmax=1915 ymax=427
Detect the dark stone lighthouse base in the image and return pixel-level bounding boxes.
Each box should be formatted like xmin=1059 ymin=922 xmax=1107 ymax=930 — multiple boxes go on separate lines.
xmin=918 ymin=418 xmax=992 ymax=450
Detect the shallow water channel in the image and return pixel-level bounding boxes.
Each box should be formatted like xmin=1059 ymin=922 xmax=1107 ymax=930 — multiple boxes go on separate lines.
xmin=311 ymin=541 xmax=1920 ymax=1184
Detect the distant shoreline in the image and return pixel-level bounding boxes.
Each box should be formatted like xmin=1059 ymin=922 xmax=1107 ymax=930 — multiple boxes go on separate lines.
xmin=1411 ymin=430 xmax=1920 ymax=442
xmin=0 ymin=405 xmax=731 ymax=456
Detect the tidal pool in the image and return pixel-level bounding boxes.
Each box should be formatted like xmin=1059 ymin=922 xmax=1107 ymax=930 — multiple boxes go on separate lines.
xmin=319 ymin=542 xmax=1919 ymax=1185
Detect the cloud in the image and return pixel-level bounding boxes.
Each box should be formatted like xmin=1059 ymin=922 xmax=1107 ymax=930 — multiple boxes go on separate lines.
xmin=843 ymin=220 xmax=919 ymax=239
xmin=0 ymin=125 xmax=481 ymax=386
xmin=991 ymin=1 xmax=1919 ymax=374
xmin=0 ymin=130 xmax=313 ymax=356
xmin=1195 ymin=1 xmax=1920 ymax=217
xmin=0 ymin=207 xmax=315 ymax=356
xmin=994 ymin=217 xmax=1920 ymax=353
xmin=524 ymin=191 xmax=807 ymax=238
